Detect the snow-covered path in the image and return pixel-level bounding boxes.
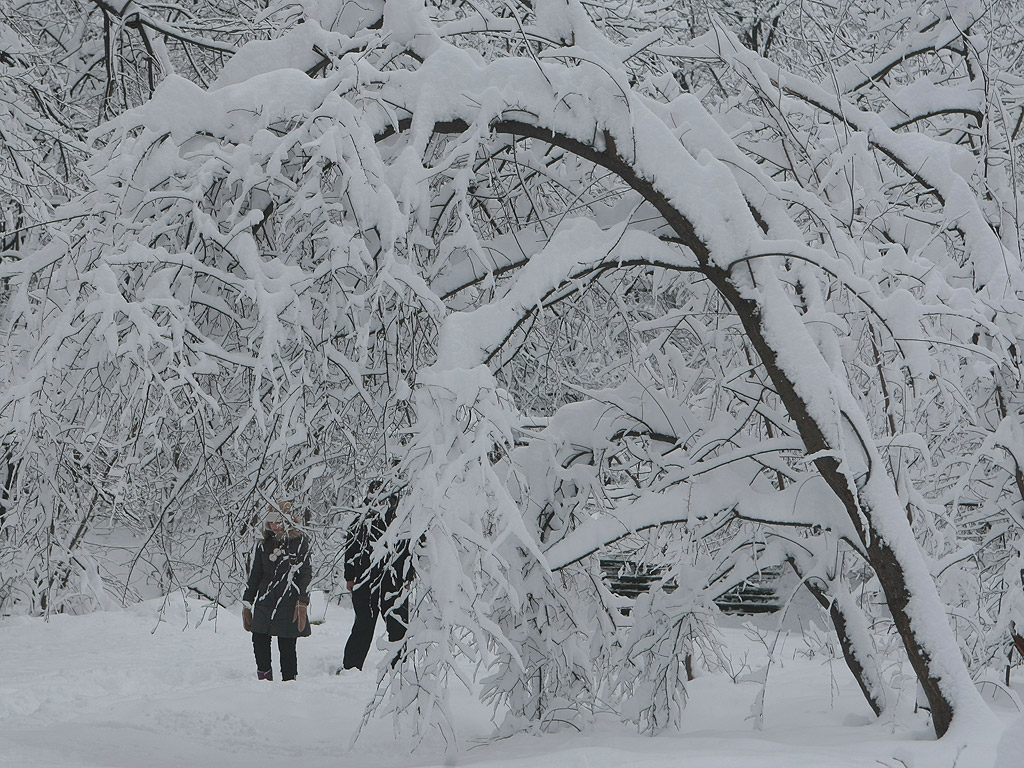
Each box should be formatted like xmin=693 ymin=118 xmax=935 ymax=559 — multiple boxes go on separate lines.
xmin=0 ymin=597 xmax=478 ymax=768
xmin=1 ymin=597 xmax=1020 ymax=767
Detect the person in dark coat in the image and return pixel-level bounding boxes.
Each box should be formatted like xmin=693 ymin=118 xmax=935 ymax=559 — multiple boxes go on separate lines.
xmin=242 ymin=501 xmax=312 ymax=681
xmin=340 ymin=481 xmax=412 ymax=671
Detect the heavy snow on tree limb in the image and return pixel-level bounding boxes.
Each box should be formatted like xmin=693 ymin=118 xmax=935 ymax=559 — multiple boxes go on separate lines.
xmin=390 ymin=24 xmax=992 ymax=736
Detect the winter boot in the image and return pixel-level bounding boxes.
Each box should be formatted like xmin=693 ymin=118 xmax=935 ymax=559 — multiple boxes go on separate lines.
xmin=257 ymin=669 xmax=273 ymax=681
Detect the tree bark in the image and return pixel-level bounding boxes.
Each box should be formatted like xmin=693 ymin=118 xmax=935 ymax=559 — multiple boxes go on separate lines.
xmin=787 ymin=558 xmax=888 ymax=718
xmin=712 ymin=270 xmax=978 ymax=737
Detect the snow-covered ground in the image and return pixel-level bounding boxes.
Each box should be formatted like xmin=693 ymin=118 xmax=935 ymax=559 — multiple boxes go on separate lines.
xmin=1 ymin=597 xmax=1021 ymax=768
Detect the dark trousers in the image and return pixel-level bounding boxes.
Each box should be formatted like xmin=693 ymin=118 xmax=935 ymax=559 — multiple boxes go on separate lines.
xmin=252 ymin=633 xmax=298 ymax=680
xmin=342 ymin=582 xmax=408 ymax=670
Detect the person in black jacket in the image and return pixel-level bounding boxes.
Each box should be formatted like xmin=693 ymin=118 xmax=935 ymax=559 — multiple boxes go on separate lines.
xmin=242 ymin=501 xmax=312 ymax=681
xmin=340 ymin=481 xmax=412 ymax=671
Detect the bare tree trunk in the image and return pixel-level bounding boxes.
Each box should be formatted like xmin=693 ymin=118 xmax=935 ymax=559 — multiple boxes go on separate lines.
xmin=715 ymin=273 xmax=985 ymax=737
xmin=787 ymin=558 xmax=889 ymax=717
